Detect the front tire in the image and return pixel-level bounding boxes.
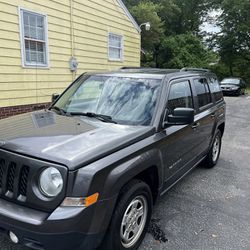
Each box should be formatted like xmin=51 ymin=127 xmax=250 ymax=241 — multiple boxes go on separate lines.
xmin=101 ymin=179 xmax=153 ymax=250
xmin=203 ymin=130 xmax=222 ymax=168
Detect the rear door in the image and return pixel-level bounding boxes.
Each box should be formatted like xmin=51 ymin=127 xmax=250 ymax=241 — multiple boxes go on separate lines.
xmin=191 ymin=77 xmax=215 ymax=156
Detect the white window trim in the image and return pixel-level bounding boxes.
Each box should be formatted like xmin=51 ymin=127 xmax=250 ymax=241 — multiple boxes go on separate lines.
xmin=18 ymin=7 xmax=50 ymax=68
xmin=108 ymin=32 xmax=124 ymax=62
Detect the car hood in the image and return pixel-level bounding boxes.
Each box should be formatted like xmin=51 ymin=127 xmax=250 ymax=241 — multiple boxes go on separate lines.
xmin=0 ymin=111 xmax=154 ymax=170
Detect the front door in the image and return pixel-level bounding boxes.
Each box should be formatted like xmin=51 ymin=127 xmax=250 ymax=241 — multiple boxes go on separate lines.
xmin=160 ymin=79 xmax=199 ymax=185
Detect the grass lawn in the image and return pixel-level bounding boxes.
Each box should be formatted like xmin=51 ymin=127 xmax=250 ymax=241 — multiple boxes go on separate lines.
xmin=247 ymin=86 xmax=250 ymax=94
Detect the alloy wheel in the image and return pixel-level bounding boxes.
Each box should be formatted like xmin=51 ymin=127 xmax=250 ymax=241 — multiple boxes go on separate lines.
xmin=212 ymin=135 xmax=220 ymax=162
xmin=120 ymin=195 xmax=148 ymax=248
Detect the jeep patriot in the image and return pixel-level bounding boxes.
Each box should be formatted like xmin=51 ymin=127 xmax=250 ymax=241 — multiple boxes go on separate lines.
xmin=0 ymin=68 xmax=225 ymax=250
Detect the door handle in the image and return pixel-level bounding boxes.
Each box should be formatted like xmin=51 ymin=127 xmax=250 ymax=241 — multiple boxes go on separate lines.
xmin=192 ymin=122 xmax=200 ymax=129
xmin=211 ymin=114 xmax=216 ymax=119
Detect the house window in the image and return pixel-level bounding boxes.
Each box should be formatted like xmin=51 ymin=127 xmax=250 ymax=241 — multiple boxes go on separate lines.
xmin=19 ymin=8 xmax=49 ymax=67
xmin=108 ymin=33 xmax=123 ymax=61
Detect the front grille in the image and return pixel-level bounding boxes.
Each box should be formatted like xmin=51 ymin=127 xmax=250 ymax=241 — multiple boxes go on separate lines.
xmin=0 ymin=159 xmax=5 ymax=189
xmin=0 ymin=158 xmax=30 ymax=201
xmin=19 ymin=165 xmax=30 ymax=196
xmin=6 ymin=162 xmax=16 ymax=192
xmin=0 ymin=150 xmax=67 ymax=212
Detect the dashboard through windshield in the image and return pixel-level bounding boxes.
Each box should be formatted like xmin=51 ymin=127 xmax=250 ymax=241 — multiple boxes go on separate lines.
xmin=52 ymin=75 xmax=162 ymax=126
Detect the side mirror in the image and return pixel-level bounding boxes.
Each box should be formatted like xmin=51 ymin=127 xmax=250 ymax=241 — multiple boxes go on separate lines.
xmin=163 ymin=108 xmax=194 ymax=128
xmin=51 ymin=93 xmax=60 ymax=103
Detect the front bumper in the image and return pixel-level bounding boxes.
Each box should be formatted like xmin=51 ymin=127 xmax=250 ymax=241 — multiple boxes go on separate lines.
xmin=221 ymin=89 xmax=240 ymax=95
xmin=0 ymin=196 xmax=117 ymax=250
xmin=0 ymin=223 xmax=103 ymax=250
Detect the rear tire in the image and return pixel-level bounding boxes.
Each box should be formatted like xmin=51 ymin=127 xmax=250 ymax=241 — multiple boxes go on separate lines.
xmin=203 ymin=130 xmax=222 ymax=168
xmin=100 ymin=179 xmax=153 ymax=250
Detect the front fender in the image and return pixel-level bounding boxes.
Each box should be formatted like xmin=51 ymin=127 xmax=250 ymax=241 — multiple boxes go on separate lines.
xmin=66 ymin=147 xmax=162 ymax=235
xmin=101 ymin=149 xmax=162 ymax=199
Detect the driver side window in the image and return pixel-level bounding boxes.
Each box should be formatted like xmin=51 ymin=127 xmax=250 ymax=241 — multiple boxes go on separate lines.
xmin=167 ymin=80 xmax=193 ymax=114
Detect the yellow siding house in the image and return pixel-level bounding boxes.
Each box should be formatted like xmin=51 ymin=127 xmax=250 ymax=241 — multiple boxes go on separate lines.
xmin=0 ymin=0 xmax=141 ymax=118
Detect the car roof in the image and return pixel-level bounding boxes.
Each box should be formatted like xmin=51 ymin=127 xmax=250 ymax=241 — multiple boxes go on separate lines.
xmin=87 ymin=68 xmax=214 ymax=80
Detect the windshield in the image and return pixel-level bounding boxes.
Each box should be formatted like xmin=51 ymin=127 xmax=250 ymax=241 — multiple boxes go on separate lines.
xmin=221 ymin=78 xmax=240 ymax=85
xmin=53 ymin=75 xmax=161 ymax=126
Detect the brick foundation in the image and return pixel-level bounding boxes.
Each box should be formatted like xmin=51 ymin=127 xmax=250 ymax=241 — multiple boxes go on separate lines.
xmin=0 ymin=103 xmax=51 ymax=119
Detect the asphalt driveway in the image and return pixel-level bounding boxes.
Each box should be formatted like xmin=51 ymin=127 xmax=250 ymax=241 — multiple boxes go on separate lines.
xmin=140 ymin=95 xmax=250 ymax=250
xmin=0 ymin=95 xmax=250 ymax=250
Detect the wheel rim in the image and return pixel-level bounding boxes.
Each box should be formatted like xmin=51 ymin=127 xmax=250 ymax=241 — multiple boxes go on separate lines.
xmin=212 ymin=135 xmax=220 ymax=162
xmin=120 ymin=195 xmax=148 ymax=248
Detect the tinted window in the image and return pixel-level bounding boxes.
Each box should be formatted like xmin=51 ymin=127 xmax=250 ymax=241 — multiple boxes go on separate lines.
xmin=167 ymin=80 xmax=193 ymax=113
xmin=208 ymin=77 xmax=223 ymax=102
xmin=241 ymin=80 xmax=246 ymax=86
xmin=193 ymin=78 xmax=212 ymax=108
xmin=221 ymin=78 xmax=240 ymax=85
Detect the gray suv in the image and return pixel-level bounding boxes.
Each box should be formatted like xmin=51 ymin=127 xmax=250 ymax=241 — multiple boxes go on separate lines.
xmin=0 ymin=68 xmax=225 ymax=250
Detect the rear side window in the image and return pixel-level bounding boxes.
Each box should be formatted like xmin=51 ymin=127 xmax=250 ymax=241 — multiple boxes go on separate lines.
xmin=193 ymin=78 xmax=212 ymax=108
xmin=167 ymin=80 xmax=193 ymax=113
xmin=208 ymin=77 xmax=223 ymax=102
xmin=241 ymin=80 xmax=246 ymax=86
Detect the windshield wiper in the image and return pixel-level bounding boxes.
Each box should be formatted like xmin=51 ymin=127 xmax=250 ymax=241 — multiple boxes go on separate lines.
xmin=50 ymin=106 xmax=67 ymax=116
xmin=69 ymin=112 xmax=117 ymax=124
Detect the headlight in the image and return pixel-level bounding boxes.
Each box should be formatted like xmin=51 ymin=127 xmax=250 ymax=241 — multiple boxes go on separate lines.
xmin=39 ymin=167 xmax=63 ymax=197
xmin=231 ymin=86 xmax=239 ymax=90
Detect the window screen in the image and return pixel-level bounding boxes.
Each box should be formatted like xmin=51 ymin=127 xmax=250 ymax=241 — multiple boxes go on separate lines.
xmin=20 ymin=9 xmax=48 ymax=67
xmin=108 ymin=33 xmax=123 ymax=60
xmin=167 ymin=80 xmax=193 ymax=113
xmin=193 ymin=78 xmax=212 ymax=108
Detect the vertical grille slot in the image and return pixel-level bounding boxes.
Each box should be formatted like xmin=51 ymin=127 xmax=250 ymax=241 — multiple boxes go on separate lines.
xmin=19 ymin=165 xmax=30 ymax=196
xmin=0 ymin=152 xmax=33 ymax=205
xmin=6 ymin=162 xmax=16 ymax=192
xmin=0 ymin=159 xmax=5 ymax=189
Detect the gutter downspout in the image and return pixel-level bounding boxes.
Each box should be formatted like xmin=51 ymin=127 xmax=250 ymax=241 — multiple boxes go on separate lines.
xmin=70 ymin=0 xmax=76 ymax=80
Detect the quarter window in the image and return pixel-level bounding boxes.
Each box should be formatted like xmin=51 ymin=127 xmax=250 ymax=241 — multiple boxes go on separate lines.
xmin=208 ymin=78 xmax=223 ymax=102
xmin=167 ymin=80 xmax=193 ymax=113
xmin=193 ymin=78 xmax=212 ymax=108
xmin=108 ymin=33 xmax=123 ymax=61
xmin=19 ymin=8 xmax=49 ymax=67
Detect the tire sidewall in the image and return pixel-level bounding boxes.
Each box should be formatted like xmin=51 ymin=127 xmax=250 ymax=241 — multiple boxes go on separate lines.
xmin=107 ymin=181 xmax=152 ymax=250
xmin=211 ymin=130 xmax=222 ymax=165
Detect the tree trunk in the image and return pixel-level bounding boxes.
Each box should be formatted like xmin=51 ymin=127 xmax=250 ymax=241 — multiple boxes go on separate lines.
xmin=154 ymin=44 xmax=160 ymax=68
xmin=229 ymin=64 xmax=233 ymax=76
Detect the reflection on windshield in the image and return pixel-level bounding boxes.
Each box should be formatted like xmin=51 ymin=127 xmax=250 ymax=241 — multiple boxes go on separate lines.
xmin=221 ymin=78 xmax=240 ymax=85
xmin=54 ymin=76 xmax=161 ymax=126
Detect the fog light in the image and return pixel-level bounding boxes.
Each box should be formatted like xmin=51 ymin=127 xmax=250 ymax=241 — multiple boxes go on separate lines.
xmin=9 ymin=231 xmax=19 ymax=244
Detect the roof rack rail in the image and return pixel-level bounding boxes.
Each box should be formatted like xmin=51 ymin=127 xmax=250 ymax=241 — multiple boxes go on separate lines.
xmin=120 ymin=67 xmax=175 ymax=71
xmin=180 ymin=67 xmax=210 ymax=72
xmin=120 ymin=67 xmax=143 ymax=69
